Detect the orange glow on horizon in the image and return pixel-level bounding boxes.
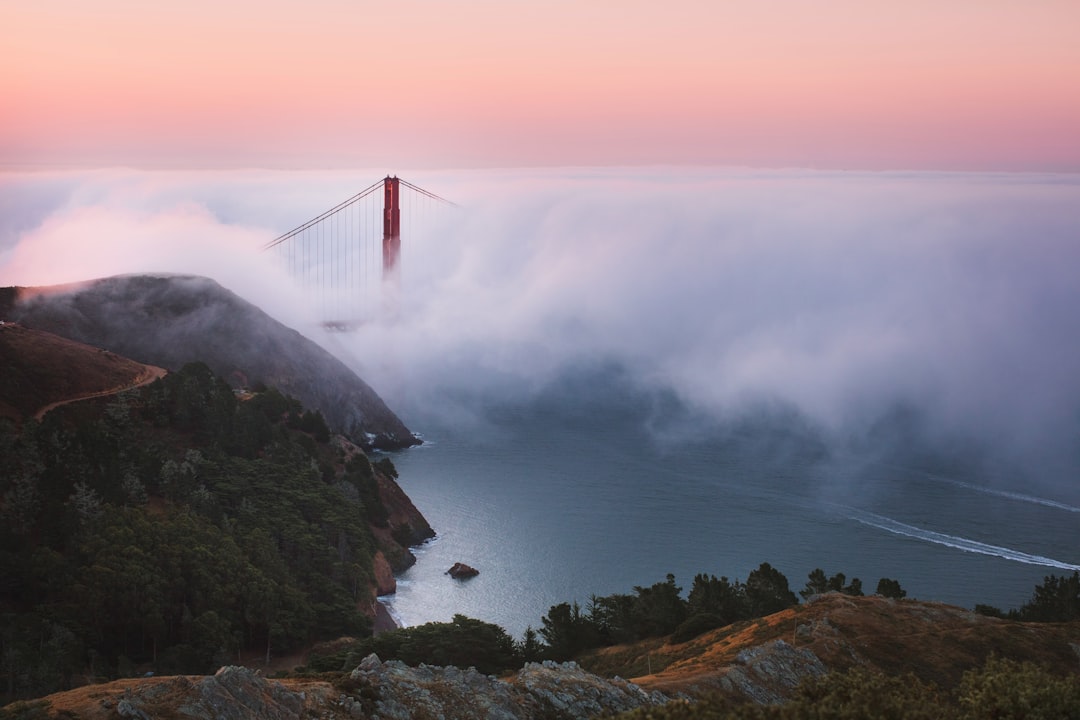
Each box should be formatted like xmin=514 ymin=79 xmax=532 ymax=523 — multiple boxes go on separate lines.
xmin=3 ymin=0 xmax=1079 ymax=170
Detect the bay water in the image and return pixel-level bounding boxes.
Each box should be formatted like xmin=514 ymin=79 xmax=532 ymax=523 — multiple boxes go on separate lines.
xmin=377 ymin=373 xmax=1080 ymax=639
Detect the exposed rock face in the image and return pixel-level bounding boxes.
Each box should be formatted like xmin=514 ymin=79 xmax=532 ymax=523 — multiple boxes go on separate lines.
xmin=603 ymin=593 xmax=1080 ymax=703
xmin=4 ymin=275 xmax=418 ymax=449
xmin=38 ymin=659 xmax=668 ymax=720
xmin=59 ymin=667 xmax=312 ymax=720
xmin=719 ymin=640 xmax=827 ymax=704
xmin=343 ymin=654 xmax=669 ymax=720
xmin=372 ymin=551 xmax=397 ymax=596
xmin=447 ymin=562 xmax=480 ymax=579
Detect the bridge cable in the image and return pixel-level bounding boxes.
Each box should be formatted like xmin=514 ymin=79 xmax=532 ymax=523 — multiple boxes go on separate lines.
xmin=263 ymin=179 xmax=384 ymax=250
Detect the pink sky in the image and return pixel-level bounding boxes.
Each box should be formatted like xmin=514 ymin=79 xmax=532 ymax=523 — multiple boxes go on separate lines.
xmin=3 ymin=0 xmax=1079 ymax=170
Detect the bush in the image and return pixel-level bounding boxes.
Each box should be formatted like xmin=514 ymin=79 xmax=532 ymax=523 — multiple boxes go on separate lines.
xmin=308 ymin=615 xmax=521 ymax=676
xmin=1018 ymin=571 xmax=1080 ymax=622
xmin=956 ymin=656 xmax=1080 ymax=720
xmin=875 ymin=577 xmax=907 ymax=599
xmin=670 ymin=613 xmax=726 ymax=644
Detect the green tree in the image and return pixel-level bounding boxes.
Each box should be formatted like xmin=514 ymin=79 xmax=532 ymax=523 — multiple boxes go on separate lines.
xmin=517 ymin=626 xmax=545 ymax=663
xmin=687 ymin=574 xmax=747 ymax=625
xmin=1019 ymin=571 xmax=1080 ymax=622
xmin=744 ymin=563 xmax=797 ymax=617
xmin=801 ymin=568 xmax=864 ymax=599
xmin=876 ymin=577 xmax=907 ymax=599
xmin=799 ymin=568 xmax=829 ymax=599
xmin=588 ymin=592 xmax=638 ymax=644
xmin=632 ymin=574 xmax=688 ymax=637
xmin=540 ymin=602 xmax=599 ymax=660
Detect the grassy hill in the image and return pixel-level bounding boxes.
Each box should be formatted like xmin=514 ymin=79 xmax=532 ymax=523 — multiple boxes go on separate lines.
xmin=580 ymin=592 xmax=1080 ymax=702
xmin=0 ymin=322 xmax=164 ymax=423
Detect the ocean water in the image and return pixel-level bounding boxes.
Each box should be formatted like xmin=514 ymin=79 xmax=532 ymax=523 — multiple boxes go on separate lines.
xmin=377 ymin=377 xmax=1080 ymax=639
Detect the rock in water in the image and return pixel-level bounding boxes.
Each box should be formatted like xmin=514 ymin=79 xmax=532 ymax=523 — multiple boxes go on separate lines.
xmin=447 ymin=562 xmax=480 ymax=579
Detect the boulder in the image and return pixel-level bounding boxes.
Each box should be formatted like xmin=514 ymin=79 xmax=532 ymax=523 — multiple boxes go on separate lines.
xmin=446 ymin=562 xmax=479 ymax=579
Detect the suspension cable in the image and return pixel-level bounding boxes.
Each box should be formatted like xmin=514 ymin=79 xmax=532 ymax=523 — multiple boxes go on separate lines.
xmin=264 ymin=179 xmax=385 ymax=250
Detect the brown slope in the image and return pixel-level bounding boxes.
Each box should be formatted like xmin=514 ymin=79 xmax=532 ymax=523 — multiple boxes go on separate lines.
xmin=0 ymin=322 xmax=165 ymax=423
xmin=5 ymin=275 xmax=419 ymax=450
xmin=580 ymin=593 xmax=1080 ymax=702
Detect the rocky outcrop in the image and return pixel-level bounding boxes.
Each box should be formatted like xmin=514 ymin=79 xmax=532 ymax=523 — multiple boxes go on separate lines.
xmin=37 ymin=659 xmax=668 ymax=720
xmin=5 ymin=275 xmax=419 ymax=449
xmin=341 ymin=654 xmax=668 ymax=719
xmin=372 ymin=551 xmax=397 ymax=596
xmin=589 ymin=593 xmax=1080 ymax=703
xmin=447 ymin=562 xmax=480 ymax=579
xmin=718 ymin=640 xmax=827 ymax=704
xmin=54 ymin=667 xmax=312 ymax=720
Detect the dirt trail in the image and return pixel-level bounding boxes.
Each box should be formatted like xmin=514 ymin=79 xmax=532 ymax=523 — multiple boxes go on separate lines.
xmin=34 ymin=365 xmax=168 ymax=420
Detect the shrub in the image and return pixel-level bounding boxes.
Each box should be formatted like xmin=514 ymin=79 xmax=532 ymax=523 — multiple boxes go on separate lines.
xmin=670 ymin=613 xmax=725 ymax=644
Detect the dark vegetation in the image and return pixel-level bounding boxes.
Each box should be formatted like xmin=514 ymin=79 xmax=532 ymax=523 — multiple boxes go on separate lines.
xmin=975 ymin=570 xmax=1080 ymax=622
xmin=0 ymin=363 xmax=398 ymax=701
xmin=304 ymin=615 xmax=522 ymax=676
xmin=614 ymin=656 xmax=1080 ymax=719
xmin=538 ymin=566 xmax=897 ymax=659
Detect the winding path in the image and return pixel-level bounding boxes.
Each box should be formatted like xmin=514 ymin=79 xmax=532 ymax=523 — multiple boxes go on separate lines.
xmin=33 ymin=364 xmax=168 ymax=420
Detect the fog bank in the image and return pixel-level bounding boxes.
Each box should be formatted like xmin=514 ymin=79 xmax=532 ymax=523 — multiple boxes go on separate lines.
xmin=3 ymin=167 xmax=1079 ymax=493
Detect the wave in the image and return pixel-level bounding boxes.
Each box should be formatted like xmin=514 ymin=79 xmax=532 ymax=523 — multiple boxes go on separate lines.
xmin=845 ymin=508 xmax=1080 ymax=571
xmin=884 ymin=464 xmax=1080 ymax=514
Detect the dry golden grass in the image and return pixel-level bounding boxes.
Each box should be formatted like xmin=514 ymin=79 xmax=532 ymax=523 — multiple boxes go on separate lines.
xmin=579 ymin=594 xmax=1080 ymax=697
xmin=0 ymin=323 xmax=165 ymax=423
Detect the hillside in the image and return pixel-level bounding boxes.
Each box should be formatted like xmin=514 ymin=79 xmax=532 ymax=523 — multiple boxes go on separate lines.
xmin=1 ymin=275 xmax=417 ymax=450
xmin=581 ymin=592 xmax=1080 ymax=703
xmin=0 ymin=360 xmax=433 ymax=704
xmin=0 ymin=322 xmax=165 ymax=423
xmin=10 ymin=595 xmax=1080 ymax=719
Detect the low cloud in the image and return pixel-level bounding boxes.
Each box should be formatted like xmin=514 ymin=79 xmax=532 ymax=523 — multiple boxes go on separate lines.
xmin=3 ymin=167 xmax=1079 ymax=491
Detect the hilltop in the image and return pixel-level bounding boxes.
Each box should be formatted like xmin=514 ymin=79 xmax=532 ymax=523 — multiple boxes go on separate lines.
xmin=581 ymin=592 xmax=1080 ymax=703
xmin=1 ymin=275 xmax=417 ymax=450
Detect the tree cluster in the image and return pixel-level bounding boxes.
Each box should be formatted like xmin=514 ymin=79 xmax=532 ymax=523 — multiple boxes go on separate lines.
xmin=537 ymin=565 xmax=909 ymax=659
xmin=0 ymin=363 xmax=390 ymax=701
xmin=976 ymin=571 xmax=1080 ymax=623
xmin=305 ymin=615 xmax=521 ymax=676
xmin=537 ymin=564 xmax=800 ymax=659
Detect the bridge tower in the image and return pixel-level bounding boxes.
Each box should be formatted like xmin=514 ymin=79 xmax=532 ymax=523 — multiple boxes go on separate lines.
xmin=382 ymin=175 xmax=401 ymax=281
xmin=382 ymin=176 xmax=402 ymax=317
xmin=266 ymin=174 xmax=453 ymax=327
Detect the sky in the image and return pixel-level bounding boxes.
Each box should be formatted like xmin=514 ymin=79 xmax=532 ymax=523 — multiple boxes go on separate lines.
xmin=3 ymin=0 xmax=1080 ymax=170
